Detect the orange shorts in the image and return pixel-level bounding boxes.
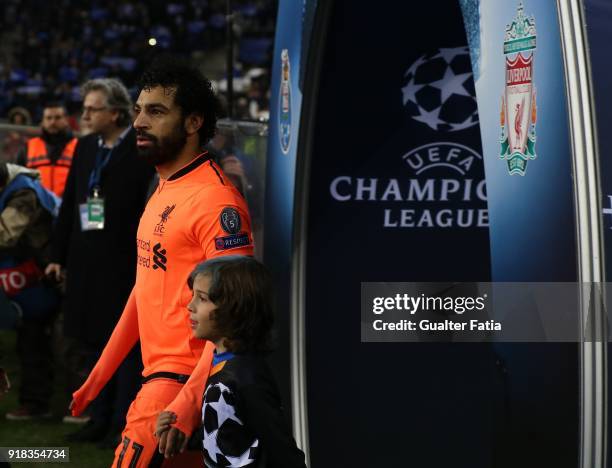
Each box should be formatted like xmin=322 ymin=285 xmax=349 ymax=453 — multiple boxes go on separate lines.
xmin=112 ymin=379 xmax=202 ymax=468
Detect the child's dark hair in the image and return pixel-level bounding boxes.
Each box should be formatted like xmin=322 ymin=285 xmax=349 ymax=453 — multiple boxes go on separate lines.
xmin=188 ymin=256 xmax=274 ymax=353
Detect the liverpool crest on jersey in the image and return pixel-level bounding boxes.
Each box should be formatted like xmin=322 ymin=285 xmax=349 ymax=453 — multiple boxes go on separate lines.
xmin=500 ymin=2 xmax=537 ymax=176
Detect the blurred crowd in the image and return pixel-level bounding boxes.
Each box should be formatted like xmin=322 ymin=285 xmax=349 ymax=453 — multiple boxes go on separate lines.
xmin=0 ymin=0 xmax=274 ymax=127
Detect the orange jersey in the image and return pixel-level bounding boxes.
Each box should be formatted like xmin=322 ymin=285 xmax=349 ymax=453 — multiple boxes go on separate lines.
xmin=135 ymin=153 xmax=254 ymax=377
xmin=71 ymin=153 xmax=253 ymax=444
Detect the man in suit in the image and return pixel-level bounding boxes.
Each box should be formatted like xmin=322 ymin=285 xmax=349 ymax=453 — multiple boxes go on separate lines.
xmin=46 ymin=78 xmax=155 ymax=446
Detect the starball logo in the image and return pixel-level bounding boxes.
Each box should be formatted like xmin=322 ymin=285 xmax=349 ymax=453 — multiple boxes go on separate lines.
xmin=401 ymin=47 xmax=478 ymax=132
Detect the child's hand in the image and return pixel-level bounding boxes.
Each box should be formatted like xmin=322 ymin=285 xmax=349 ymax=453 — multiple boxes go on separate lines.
xmin=154 ymin=411 xmax=177 ymax=438
xmin=159 ymin=427 xmax=188 ymax=458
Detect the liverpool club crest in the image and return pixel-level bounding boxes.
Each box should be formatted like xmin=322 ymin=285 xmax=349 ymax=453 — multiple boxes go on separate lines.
xmin=500 ymin=2 xmax=537 ymax=176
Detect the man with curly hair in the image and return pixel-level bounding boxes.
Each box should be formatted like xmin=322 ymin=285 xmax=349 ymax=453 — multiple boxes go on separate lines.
xmin=69 ymin=57 xmax=254 ymax=467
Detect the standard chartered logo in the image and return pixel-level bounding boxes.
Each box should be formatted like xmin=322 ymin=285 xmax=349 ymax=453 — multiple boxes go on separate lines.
xmin=153 ymin=243 xmax=167 ymax=271
xmin=329 ymin=142 xmax=488 ymax=229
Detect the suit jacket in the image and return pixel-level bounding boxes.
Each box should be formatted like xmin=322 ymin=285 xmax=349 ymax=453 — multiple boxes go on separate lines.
xmin=50 ymin=128 xmax=155 ymax=344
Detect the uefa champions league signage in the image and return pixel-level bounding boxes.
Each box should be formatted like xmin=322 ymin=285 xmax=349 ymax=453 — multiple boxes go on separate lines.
xmin=328 ymin=46 xmax=488 ymax=229
xmin=500 ymin=2 xmax=537 ymax=176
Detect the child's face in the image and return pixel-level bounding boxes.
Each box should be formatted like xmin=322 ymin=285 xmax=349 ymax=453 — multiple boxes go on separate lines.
xmin=187 ymin=274 xmax=220 ymax=341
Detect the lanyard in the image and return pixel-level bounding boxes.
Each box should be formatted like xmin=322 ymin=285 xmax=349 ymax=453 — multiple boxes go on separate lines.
xmin=87 ymin=127 xmax=131 ymax=194
xmin=88 ymin=145 xmax=113 ymax=194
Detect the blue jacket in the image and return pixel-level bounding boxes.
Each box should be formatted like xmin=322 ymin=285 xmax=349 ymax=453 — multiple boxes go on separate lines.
xmin=0 ymin=172 xmax=59 ymax=327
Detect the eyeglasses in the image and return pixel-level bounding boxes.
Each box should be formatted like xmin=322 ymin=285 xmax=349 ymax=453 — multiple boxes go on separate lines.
xmin=82 ymin=106 xmax=108 ymax=115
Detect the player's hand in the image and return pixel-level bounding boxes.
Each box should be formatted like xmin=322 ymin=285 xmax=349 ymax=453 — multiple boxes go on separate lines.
xmin=44 ymin=263 xmax=63 ymax=282
xmin=0 ymin=368 xmax=10 ymax=396
xmin=154 ymin=411 xmax=176 ymax=438
xmin=159 ymin=427 xmax=187 ymax=458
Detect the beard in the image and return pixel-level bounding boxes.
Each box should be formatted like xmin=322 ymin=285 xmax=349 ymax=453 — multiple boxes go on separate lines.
xmin=136 ymin=123 xmax=187 ymax=166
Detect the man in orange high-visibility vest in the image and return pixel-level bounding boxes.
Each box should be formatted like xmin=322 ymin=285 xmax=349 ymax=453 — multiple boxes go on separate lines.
xmin=17 ymin=102 xmax=77 ymax=198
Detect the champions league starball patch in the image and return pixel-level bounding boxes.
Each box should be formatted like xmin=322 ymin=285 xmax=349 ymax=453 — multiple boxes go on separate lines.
xmin=220 ymin=207 xmax=242 ymax=234
xmin=500 ymin=2 xmax=537 ymax=176
xmin=202 ymin=382 xmax=260 ymax=467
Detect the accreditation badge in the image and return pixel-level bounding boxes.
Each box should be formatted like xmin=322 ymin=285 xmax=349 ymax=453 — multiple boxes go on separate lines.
xmin=79 ymin=195 xmax=105 ymax=231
